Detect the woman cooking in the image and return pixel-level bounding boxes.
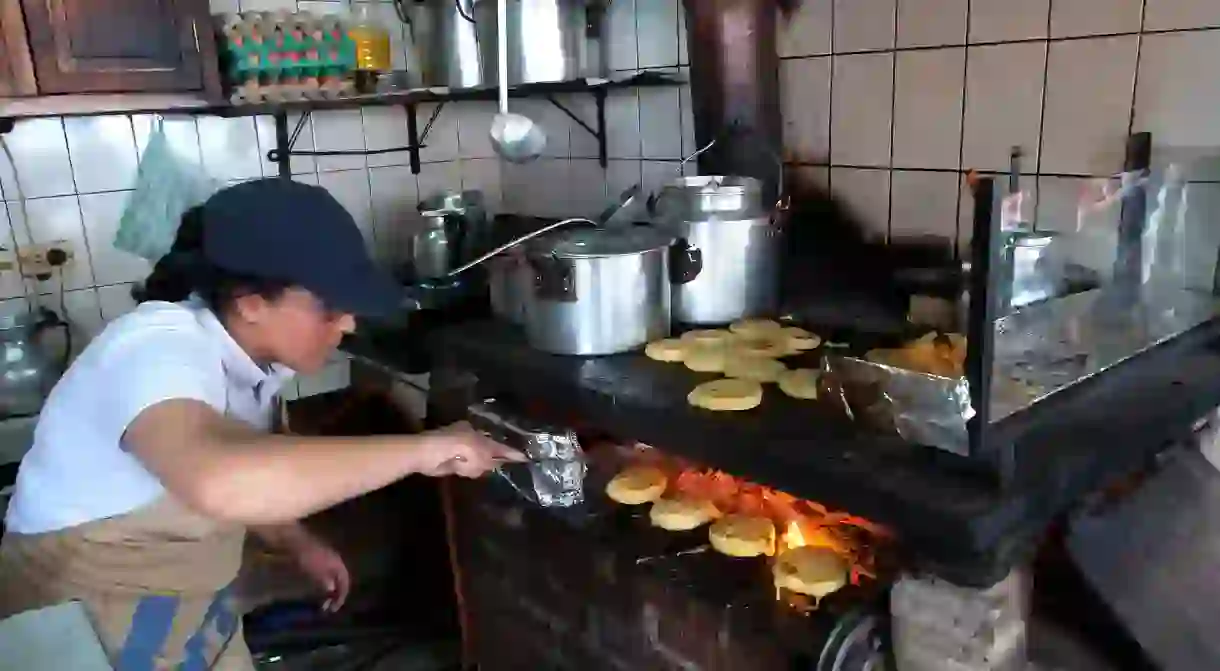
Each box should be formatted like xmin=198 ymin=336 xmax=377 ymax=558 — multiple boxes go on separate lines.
xmin=0 ymin=178 xmax=521 ymax=669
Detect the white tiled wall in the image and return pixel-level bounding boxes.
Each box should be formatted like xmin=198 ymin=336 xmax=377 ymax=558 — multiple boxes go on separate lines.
xmin=0 ymin=0 xmax=695 ymax=399
xmin=0 ymin=0 xmax=509 ymax=399
xmin=780 ymin=0 xmax=1220 ymax=266
xmin=10 ymin=0 xmax=1220 ymax=402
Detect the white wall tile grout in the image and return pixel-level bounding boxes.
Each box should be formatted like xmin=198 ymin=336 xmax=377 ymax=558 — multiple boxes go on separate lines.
xmin=1035 ymin=0 xmax=1056 ymax=176
xmin=784 ymin=0 xmax=1220 ymax=271
xmin=777 ymin=21 xmax=1220 ymax=57
xmin=953 ymin=0 xmax=974 ymax=250
xmin=1124 ymin=0 xmax=1151 ymax=138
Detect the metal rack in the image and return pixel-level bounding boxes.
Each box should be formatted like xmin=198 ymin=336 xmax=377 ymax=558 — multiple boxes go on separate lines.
xmin=0 ymin=72 xmax=684 ymax=176
xmin=257 ymin=71 xmax=682 ymax=177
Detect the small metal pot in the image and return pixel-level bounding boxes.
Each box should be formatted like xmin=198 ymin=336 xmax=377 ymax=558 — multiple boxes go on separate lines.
xmin=524 ymin=227 xmax=696 ymax=356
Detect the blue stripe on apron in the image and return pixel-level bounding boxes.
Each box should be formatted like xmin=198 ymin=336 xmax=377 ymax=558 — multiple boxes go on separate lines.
xmin=116 ymin=594 xmax=180 ymax=671
xmin=180 ymin=584 xmax=237 ymax=671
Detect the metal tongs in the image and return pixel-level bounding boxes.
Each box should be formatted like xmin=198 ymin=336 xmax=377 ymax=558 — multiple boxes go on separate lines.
xmin=465 ymin=400 xmax=588 ymax=508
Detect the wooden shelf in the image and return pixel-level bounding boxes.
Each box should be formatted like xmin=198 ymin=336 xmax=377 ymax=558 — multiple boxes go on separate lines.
xmin=0 ymin=92 xmax=213 ymax=119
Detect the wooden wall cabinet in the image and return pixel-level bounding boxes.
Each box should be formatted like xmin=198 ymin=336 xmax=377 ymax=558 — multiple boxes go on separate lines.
xmin=0 ymin=0 xmax=37 ymax=96
xmin=1 ymin=0 xmax=219 ymax=99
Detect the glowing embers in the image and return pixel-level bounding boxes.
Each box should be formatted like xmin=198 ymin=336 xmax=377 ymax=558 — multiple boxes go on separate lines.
xmin=607 ymin=452 xmax=893 ymax=608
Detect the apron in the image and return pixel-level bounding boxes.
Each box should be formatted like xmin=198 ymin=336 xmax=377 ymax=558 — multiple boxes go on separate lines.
xmin=0 ymin=380 xmax=284 ymax=670
xmin=0 ymin=494 xmax=251 ymax=670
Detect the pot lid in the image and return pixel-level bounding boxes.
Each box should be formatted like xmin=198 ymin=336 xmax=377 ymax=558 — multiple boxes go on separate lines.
xmin=534 ymin=226 xmax=673 ymax=258
xmin=419 ymin=190 xmax=484 ymax=216
xmin=664 ymin=175 xmax=761 ymax=195
xmin=1009 ymin=231 xmax=1057 ymax=248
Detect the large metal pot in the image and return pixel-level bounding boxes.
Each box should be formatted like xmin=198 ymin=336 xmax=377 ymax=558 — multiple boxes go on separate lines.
xmin=401 ymin=0 xmax=484 ymax=88
xmin=407 ymin=0 xmax=607 ymax=88
xmin=524 ymin=227 xmax=694 ymax=356
xmin=473 ymin=0 xmax=606 ymax=85
xmin=652 ymin=175 xmax=783 ymax=325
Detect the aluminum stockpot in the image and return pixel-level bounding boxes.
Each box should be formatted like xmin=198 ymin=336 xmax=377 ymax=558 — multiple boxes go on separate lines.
xmin=472 ymin=0 xmax=607 ymax=85
xmin=410 ymin=0 xmax=607 ymax=88
xmin=524 ymin=226 xmax=699 ymax=356
xmin=652 ymin=175 xmax=783 ymax=326
xmin=405 ymin=0 xmax=484 ymax=88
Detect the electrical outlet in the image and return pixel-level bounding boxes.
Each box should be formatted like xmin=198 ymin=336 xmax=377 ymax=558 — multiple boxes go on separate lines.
xmin=17 ymin=241 xmax=73 ymax=279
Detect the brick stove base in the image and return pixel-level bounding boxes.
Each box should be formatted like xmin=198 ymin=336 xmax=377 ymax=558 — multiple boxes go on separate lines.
xmin=448 ymin=479 xmax=889 ymax=671
xmin=892 ymin=569 xmax=1029 ymax=671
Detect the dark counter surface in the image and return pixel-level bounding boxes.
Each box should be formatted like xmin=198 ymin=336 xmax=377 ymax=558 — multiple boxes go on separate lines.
xmin=417 ymin=317 xmax=1220 ymax=584
xmin=339 ymin=210 xmax=1220 ymax=581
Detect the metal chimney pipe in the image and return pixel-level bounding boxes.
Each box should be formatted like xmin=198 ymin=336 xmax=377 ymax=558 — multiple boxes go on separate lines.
xmin=682 ymin=0 xmax=782 ymax=204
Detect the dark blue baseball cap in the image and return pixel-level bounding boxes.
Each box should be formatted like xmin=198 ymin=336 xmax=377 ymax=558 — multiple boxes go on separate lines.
xmin=200 ymin=178 xmax=402 ymax=316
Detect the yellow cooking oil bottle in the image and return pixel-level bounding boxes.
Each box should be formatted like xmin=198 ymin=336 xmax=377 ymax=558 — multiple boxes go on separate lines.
xmin=348 ymin=3 xmax=392 ymax=86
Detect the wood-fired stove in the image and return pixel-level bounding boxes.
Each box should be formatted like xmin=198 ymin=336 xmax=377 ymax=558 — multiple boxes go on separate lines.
xmin=442 ymin=439 xmax=895 ymax=671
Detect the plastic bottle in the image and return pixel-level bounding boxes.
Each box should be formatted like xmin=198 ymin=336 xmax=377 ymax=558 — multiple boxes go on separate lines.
xmin=348 ymin=3 xmax=392 ymax=73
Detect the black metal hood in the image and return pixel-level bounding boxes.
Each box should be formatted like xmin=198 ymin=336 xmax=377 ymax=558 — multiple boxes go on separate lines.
xmin=682 ymin=0 xmax=782 ymax=204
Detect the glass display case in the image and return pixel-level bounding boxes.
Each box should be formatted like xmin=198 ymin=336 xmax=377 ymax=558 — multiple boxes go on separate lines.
xmin=824 ymin=132 xmax=1220 ymax=483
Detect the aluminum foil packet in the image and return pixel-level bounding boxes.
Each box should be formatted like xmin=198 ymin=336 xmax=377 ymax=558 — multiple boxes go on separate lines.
xmin=821 ymin=356 xmax=974 ymax=457
xmin=467 ymin=399 xmax=587 ymax=507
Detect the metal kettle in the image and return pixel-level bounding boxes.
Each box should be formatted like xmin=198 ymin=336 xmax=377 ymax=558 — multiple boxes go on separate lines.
xmin=409 ymin=190 xmax=489 ymax=281
xmin=0 ymin=310 xmax=63 ymax=418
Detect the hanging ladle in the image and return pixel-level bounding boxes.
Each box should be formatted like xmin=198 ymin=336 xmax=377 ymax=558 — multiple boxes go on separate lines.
xmin=489 ymin=0 xmax=545 ymax=162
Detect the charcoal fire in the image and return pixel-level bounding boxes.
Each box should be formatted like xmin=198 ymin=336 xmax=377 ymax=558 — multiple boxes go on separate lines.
xmin=617 ymin=452 xmax=893 ymax=608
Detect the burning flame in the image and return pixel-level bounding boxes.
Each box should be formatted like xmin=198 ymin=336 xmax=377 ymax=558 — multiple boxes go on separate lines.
xmin=667 ymin=466 xmax=889 ymax=591
xmin=780 ymin=520 xmax=806 ymax=552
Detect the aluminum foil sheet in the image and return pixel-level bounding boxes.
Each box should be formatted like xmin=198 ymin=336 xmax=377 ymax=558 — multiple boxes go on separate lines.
xmin=468 ymin=399 xmax=587 ymax=507
xmin=821 ymin=355 xmax=974 ymax=456
xmin=989 ymin=285 xmax=1220 ymax=421
xmin=823 ymin=285 xmax=1220 ymax=454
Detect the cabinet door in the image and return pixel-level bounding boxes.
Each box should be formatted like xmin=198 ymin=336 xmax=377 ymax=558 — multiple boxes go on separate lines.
xmin=0 ymin=0 xmax=37 ymax=96
xmin=19 ymin=0 xmax=219 ymax=95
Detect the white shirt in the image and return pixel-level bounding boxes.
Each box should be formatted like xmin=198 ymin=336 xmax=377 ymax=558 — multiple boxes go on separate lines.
xmin=4 ymin=299 xmax=293 ymax=534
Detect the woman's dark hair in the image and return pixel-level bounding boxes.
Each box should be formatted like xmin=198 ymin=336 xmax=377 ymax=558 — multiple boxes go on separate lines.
xmin=133 ymin=205 xmax=293 ymax=313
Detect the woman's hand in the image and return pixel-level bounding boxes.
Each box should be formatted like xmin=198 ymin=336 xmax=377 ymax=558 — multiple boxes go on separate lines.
xmin=418 ymin=421 xmax=526 ymax=478
xmin=292 ymin=533 xmax=351 ymax=613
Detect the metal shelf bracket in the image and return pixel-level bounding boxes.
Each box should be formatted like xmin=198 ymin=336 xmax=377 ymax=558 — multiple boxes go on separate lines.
xmin=266 ymin=102 xmax=448 ymax=178
xmin=265 ymin=88 xmax=618 ymax=178
xmin=545 ymin=89 xmax=609 ymax=167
